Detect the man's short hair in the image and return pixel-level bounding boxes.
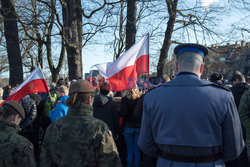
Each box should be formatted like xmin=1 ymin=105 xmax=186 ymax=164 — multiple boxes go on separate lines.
xmin=162 ymin=75 xmax=170 ymax=83
xmin=100 ymin=82 xmax=110 ymax=95
xmin=177 ymin=51 xmax=204 ymax=72
xmin=2 ymin=106 xmax=18 ymax=121
xmin=231 ymin=71 xmax=245 ymax=82
xmin=210 ymin=72 xmax=223 ymax=82
xmin=65 ymin=92 xmax=95 ymax=107
xmin=56 ymin=85 xmax=69 ymax=95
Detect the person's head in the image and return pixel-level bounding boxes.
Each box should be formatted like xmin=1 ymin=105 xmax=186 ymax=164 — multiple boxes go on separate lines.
xmin=125 ymin=86 xmax=141 ymax=100
xmin=149 ymin=76 xmax=162 ymax=88
xmin=231 ymin=71 xmax=245 ymax=85
xmin=210 ymin=72 xmax=223 ymax=82
xmin=225 ymin=84 xmax=232 ymax=89
xmin=56 ymin=85 xmax=69 ymax=97
xmin=100 ymin=82 xmax=110 ymax=96
xmin=0 ymin=87 xmax=3 ymax=98
xmin=174 ymin=43 xmax=208 ymax=78
xmin=2 ymin=87 xmax=14 ymax=100
xmin=65 ymin=77 xmax=70 ymax=86
xmin=162 ymin=75 xmax=170 ymax=83
xmin=1 ymin=101 xmax=25 ymax=126
xmin=247 ymin=76 xmax=250 ymax=84
xmin=56 ymin=78 xmax=66 ymax=87
xmin=65 ymin=80 xmax=96 ymax=107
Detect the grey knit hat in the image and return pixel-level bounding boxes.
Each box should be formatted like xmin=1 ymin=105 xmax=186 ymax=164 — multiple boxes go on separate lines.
xmin=2 ymin=101 xmax=25 ymax=119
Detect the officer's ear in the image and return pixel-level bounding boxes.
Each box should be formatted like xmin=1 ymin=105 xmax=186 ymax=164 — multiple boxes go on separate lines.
xmin=200 ymin=63 xmax=204 ymax=74
xmin=13 ymin=114 xmax=22 ymax=126
xmin=87 ymin=95 xmax=94 ymax=106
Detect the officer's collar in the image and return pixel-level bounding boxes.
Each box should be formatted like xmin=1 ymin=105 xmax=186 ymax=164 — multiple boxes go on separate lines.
xmin=177 ymin=71 xmax=199 ymax=77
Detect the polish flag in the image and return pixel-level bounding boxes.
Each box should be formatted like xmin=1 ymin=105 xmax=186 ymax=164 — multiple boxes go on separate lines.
xmin=95 ymin=34 xmax=149 ymax=92
xmin=1 ymin=66 xmax=49 ymax=105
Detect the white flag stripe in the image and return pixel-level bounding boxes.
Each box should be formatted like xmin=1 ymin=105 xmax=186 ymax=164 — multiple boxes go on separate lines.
xmin=95 ymin=34 xmax=149 ymax=78
xmin=11 ymin=67 xmax=44 ymax=95
xmin=95 ymin=62 xmax=113 ymax=78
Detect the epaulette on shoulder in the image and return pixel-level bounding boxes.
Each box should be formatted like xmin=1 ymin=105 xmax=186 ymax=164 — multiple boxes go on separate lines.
xmin=148 ymin=86 xmax=157 ymax=92
xmin=209 ymin=83 xmax=231 ymax=91
xmin=146 ymin=86 xmax=160 ymax=93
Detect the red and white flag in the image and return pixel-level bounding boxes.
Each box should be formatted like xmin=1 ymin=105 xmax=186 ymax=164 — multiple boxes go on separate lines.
xmin=1 ymin=66 xmax=49 ymax=105
xmin=95 ymin=34 xmax=149 ymax=92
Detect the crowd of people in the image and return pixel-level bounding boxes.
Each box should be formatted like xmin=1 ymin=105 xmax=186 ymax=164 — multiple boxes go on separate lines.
xmin=0 ymin=43 xmax=249 ymax=167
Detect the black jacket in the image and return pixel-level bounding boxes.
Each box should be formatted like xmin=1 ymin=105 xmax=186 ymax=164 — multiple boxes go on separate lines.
xmin=30 ymin=94 xmax=51 ymax=135
xmin=120 ymin=97 xmax=140 ymax=128
xmin=19 ymin=95 xmax=37 ymax=133
xmin=230 ymin=82 xmax=249 ymax=109
xmin=93 ymin=95 xmax=119 ymax=138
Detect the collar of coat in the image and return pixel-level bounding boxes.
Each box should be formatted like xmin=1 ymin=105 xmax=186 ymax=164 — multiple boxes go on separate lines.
xmin=67 ymin=103 xmax=93 ymax=117
xmin=0 ymin=120 xmax=20 ymax=133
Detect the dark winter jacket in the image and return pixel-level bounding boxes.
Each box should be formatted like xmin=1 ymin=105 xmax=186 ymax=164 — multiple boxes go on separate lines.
xmin=120 ymin=97 xmax=140 ymax=128
xmin=93 ymin=95 xmax=119 ymax=138
xmin=19 ymin=95 xmax=37 ymax=133
xmin=230 ymin=82 xmax=249 ymax=109
xmin=29 ymin=93 xmax=50 ymax=134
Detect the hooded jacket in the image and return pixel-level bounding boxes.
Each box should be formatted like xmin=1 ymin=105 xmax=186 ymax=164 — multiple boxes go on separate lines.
xmin=230 ymin=82 xmax=249 ymax=109
xmin=93 ymin=95 xmax=119 ymax=138
xmin=49 ymin=95 xmax=69 ymax=122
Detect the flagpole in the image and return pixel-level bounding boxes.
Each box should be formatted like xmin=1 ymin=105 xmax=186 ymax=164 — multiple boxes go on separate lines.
xmin=147 ymin=33 xmax=150 ymax=91
xmin=38 ymin=63 xmax=53 ymax=104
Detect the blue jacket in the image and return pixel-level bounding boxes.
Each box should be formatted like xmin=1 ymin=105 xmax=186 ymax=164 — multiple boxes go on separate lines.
xmin=49 ymin=96 xmax=69 ymax=122
xmin=138 ymin=72 xmax=245 ymax=167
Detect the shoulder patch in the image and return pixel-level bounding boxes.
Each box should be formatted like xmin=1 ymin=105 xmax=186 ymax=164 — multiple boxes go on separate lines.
xmin=108 ymin=130 xmax=112 ymax=136
xmin=24 ymin=143 xmax=34 ymax=155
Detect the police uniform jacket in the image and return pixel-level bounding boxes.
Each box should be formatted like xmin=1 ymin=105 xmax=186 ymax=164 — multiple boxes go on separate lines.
xmin=138 ymin=72 xmax=245 ymax=167
xmin=40 ymin=103 xmax=122 ymax=167
xmin=0 ymin=120 xmax=36 ymax=167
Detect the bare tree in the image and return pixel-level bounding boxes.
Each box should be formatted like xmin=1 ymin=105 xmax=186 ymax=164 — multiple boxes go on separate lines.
xmin=126 ymin=0 xmax=137 ymax=50
xmin=157 ymin=0 xmax=178 ymax=77
xmin=61 ymin=0 xmax=83 ymax=80
xmin=0 ymin=0 xmax=23 ymax=86
xmin=16 ymin=0 xmax=67 ymax=81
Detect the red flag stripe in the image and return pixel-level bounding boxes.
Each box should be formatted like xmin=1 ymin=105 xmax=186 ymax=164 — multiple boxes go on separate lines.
xmin=107 ymin=54 xmax=149 ymax=92
xmin=1 ymin=79 xmax=49 ymax=104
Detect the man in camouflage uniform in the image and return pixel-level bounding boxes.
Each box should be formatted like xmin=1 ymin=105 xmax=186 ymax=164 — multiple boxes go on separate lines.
xmin=40 ymin=80 xmax=122 ymax=167
xmin=0 ymin=101 xmax=36 ymax=167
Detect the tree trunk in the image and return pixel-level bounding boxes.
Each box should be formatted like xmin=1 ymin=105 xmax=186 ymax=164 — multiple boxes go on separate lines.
xmin=157 ymin=0 xmax=178 ymax=78
xmin=126 ymin=0 xmax=137 ymax=50
xmin=62 ymin=0 xmax=83 ymax=80
xmin=1 ymin=0 xmax=23 ymax=86
xmin=46 ymin=1 xmax=65 ymax=83
xmin=38 ymin=40 xmax=43 ymax=68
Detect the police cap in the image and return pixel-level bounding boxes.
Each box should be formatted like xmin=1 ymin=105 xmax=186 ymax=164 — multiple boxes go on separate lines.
xmin=69 ymin=80 xmax=96 ymax=94
xmin=174 ymin=43 xmax=208 ymax=57
xmin=2 ymin=101 xmax=25 ymax=119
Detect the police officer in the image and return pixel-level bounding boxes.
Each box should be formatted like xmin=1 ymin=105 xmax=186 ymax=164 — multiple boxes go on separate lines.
xmin=40 ymin=80 xmax=122 ymax=167
xmin=138 ymin=43 xmax=245 ymax=167
xmin=0 ymin=101 xmax=36 ymax=167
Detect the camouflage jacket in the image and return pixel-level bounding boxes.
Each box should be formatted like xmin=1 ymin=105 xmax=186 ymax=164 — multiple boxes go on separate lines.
xmin=0 ymin=120 xmax=36 ymax=167
xmin=40 ymin=103 xmax=122 ymax=167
